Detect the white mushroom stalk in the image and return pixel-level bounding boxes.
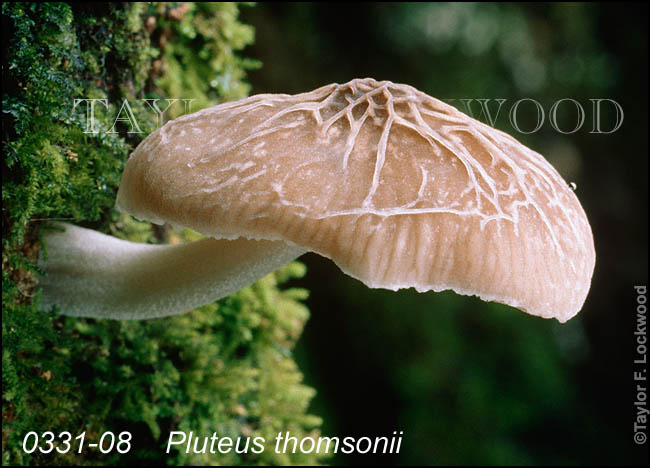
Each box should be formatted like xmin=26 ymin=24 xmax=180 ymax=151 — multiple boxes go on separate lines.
xmin=39 ymin=223 xmax=305 ymax=320
xmin=39 ymin=78 xmax=595 ymax=322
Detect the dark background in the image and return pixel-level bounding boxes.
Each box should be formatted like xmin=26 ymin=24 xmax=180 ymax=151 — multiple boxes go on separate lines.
xmin=240 ymin=3 xmax=648 ymax=465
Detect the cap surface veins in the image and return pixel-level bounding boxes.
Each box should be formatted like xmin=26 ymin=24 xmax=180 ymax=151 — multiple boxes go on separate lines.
xmin=117 ymin=78 xmax=595 ymax=322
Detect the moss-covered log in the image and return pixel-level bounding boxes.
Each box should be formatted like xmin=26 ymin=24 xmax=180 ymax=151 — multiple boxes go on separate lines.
xmin=2 ymin=3 xmax=323 ymax=465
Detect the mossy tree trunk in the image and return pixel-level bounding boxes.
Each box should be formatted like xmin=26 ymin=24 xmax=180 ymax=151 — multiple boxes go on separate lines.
xmin=2 ymin=3 xmax=324 ymax=465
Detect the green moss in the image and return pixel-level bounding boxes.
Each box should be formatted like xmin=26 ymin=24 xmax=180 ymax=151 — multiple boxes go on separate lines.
xmin=154 ymin=2 xmax=262 ymax=117
xmin=2 ymin=3 xmax=324 ymax=465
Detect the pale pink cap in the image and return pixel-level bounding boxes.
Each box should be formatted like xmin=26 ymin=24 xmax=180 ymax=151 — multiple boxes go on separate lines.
xmin=117 ymin=78 xmax=595 ymax=322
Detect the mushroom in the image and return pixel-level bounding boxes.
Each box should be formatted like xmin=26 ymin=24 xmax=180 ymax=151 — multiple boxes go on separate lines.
xmin=39 ymin=78 xmax=595 ymax=322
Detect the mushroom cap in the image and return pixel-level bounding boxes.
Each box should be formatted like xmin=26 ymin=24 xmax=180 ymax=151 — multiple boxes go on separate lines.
xmin=116 ymin=78 xmax=595 ymax=322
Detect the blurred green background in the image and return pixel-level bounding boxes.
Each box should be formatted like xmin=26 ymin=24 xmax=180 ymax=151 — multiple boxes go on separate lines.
xmin=239 ymin=3 xmax=648 ymax=465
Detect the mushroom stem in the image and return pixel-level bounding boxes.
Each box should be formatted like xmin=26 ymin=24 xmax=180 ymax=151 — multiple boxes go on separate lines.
xmin=38 ymin=223 xmax=306 ymax=320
